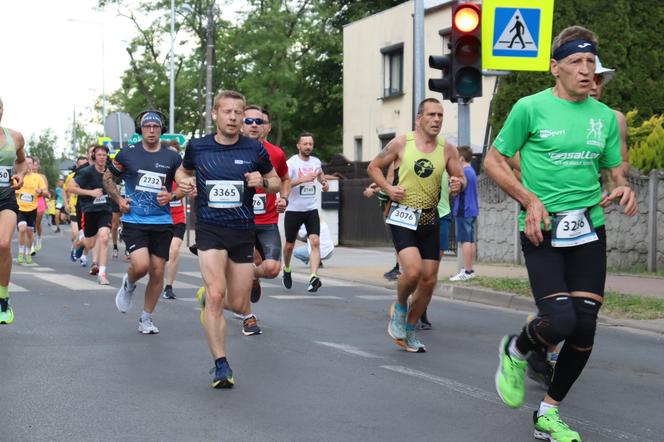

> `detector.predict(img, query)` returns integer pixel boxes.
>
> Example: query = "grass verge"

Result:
[450,276,664,320]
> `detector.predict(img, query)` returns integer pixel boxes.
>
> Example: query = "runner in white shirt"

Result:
[282,132,329,292]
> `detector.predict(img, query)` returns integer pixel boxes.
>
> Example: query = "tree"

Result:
[27,129,60,187]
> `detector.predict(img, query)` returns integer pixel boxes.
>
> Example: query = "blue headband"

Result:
[141,112,162,127]
[552,39,596,61]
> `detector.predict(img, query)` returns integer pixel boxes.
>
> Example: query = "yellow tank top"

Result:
[397,132,446,211]
[64,172,78,214]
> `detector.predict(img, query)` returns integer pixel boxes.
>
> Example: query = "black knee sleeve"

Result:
[529,295,577,346]
[566,297,601,349]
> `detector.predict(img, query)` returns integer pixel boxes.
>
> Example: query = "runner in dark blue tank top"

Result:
[176,90,280,389]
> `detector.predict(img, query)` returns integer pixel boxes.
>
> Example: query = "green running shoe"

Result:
[495,334,527,408]
[0,298,14,325]
[533,408,582,442]
[26,254,32,265]
[17,255,23,264]
[388,302,406,347]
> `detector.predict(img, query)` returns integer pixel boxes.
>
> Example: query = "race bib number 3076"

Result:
[136,169,166,193]
[385,203,421,230]
[206,180,244,208]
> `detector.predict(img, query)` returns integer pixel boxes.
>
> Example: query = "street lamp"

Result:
[66,18,107,123]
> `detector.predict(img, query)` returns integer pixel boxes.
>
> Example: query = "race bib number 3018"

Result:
[206,180,244,208]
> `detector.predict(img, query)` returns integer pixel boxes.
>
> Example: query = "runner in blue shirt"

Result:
[176,90,280,388]
[105,110,182,335]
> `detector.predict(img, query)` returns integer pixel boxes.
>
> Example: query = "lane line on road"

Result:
[355,295,395,300]
[32,273,113,291]
[270,295,342,300]
[381,365,649,442]
[9,283,28,292]
[314,341,385,359]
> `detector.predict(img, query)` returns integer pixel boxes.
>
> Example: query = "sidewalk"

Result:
[290,246,664,335]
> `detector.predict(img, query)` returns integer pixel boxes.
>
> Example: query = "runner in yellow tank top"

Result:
[0,97,29,325]
[368,97,466,353]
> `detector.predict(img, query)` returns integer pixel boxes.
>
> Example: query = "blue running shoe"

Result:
[69,247,76,262]
[75,246,85,260]
[211,358,235,389]
[388,302,406,348]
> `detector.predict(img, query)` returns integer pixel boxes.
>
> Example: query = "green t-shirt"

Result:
[437,170,450,217]
[493,88,622,230]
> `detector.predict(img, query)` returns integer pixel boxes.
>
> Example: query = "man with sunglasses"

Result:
[244,107,290,321]
[485,26,637,442]
[105,111,182,335]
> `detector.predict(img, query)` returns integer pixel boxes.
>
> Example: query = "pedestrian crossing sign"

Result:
[481,0,554,71]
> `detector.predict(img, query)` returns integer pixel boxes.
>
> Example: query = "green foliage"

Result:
[628,114,664,174]
[490,0,664,140]
[26,129,60,187]
[100,0,403,160]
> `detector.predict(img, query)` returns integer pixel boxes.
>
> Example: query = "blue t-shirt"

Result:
[182,134,273,229]
[109,144,182,224]
[453,165,479,218]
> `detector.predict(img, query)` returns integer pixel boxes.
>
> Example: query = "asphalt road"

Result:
[1,227,662,442]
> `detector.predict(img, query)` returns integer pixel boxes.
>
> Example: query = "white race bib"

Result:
[93,194,108,205]
[206,180,244,208]
[20,192,34,203]
[253,193,266,215]
[299,184,316,198]
[0,166,11,188]
[551,209,598,247]
[136,169,166,193]
[169,199,183,208]
[385,203,421,230]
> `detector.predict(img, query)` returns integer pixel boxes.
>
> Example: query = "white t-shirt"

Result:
[286,155,323,212]
[297,222,334,259]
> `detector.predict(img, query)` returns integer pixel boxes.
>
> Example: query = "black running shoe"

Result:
[242,315,262,336]
[162,285,176,299]
[211,359,235,389]
[526,347,554,389]
[283,270,292,289]
[383,266,401,281]
[307,275,322,293]
[417,310,432,330]
[189,244,198,256]
[250,279,261,303]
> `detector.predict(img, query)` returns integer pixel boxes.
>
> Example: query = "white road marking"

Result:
[9,283,28,292]
[315,341,384,359]
[381,365,649,442]
[355,295,395,301]
[269,295,342,300]
[32,273,112,291]
[108,274,200,289]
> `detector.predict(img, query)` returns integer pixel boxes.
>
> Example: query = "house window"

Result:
[381,43,404,97]
[354,137,363,161]
[379,133,395,149]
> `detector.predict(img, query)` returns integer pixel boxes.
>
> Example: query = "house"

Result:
[343,0,496,160]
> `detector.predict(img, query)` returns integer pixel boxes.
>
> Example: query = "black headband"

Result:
[552,39,596,61]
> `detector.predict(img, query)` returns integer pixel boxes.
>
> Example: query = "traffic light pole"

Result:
[456,98,470,270]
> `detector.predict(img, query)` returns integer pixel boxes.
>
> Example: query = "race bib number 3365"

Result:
[206,180,244,208]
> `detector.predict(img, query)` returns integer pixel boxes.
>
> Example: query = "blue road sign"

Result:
[492,7,541,58]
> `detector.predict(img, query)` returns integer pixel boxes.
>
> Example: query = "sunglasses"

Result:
[243,117,264,125]
[593,74,604,85]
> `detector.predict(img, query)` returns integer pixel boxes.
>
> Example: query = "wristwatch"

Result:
[282,196,289,206]
[262,177,269,189]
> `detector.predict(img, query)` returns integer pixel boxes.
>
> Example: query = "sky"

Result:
[0,0,241,158]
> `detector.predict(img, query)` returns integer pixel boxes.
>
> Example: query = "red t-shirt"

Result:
[169,181,186,225]
[254,140,288,225]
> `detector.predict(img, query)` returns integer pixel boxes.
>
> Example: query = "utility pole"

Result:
[204,3,215,133]
[412,0,425,128]
[169,0,175,133]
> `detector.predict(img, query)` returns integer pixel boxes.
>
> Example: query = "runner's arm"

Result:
[260,169,280,194]
[175,166,196,195]
[11,131,27,188]
[444,141,466,195]
[367,135,405,201]
[102,169,123,204]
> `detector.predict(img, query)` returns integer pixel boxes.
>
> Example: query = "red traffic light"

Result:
[453,3,480,33]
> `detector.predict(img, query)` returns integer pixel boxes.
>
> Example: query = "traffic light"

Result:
[451,2,482,100]
[428,55,454,102]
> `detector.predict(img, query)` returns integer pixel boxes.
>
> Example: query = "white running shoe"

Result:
[138,317,159,334]
[115,273,136,313]
[449,270,476,281]
[80,255,88,267]
[98,273,110,285]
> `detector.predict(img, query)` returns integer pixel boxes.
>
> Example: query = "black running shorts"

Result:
[520,226,607,300]
[173,223,186,240]
[122,222,173,260]
[82,211,112,238]
[195,222,255,263]
[255,223,282,261]
[284,210,320,243]
[389,223,440,261]
[0,197,19,215]
[17,209,37,229]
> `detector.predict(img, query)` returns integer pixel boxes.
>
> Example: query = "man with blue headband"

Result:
[484,26,637,442]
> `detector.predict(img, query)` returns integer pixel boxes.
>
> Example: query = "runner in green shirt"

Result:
[484,25,637,442]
